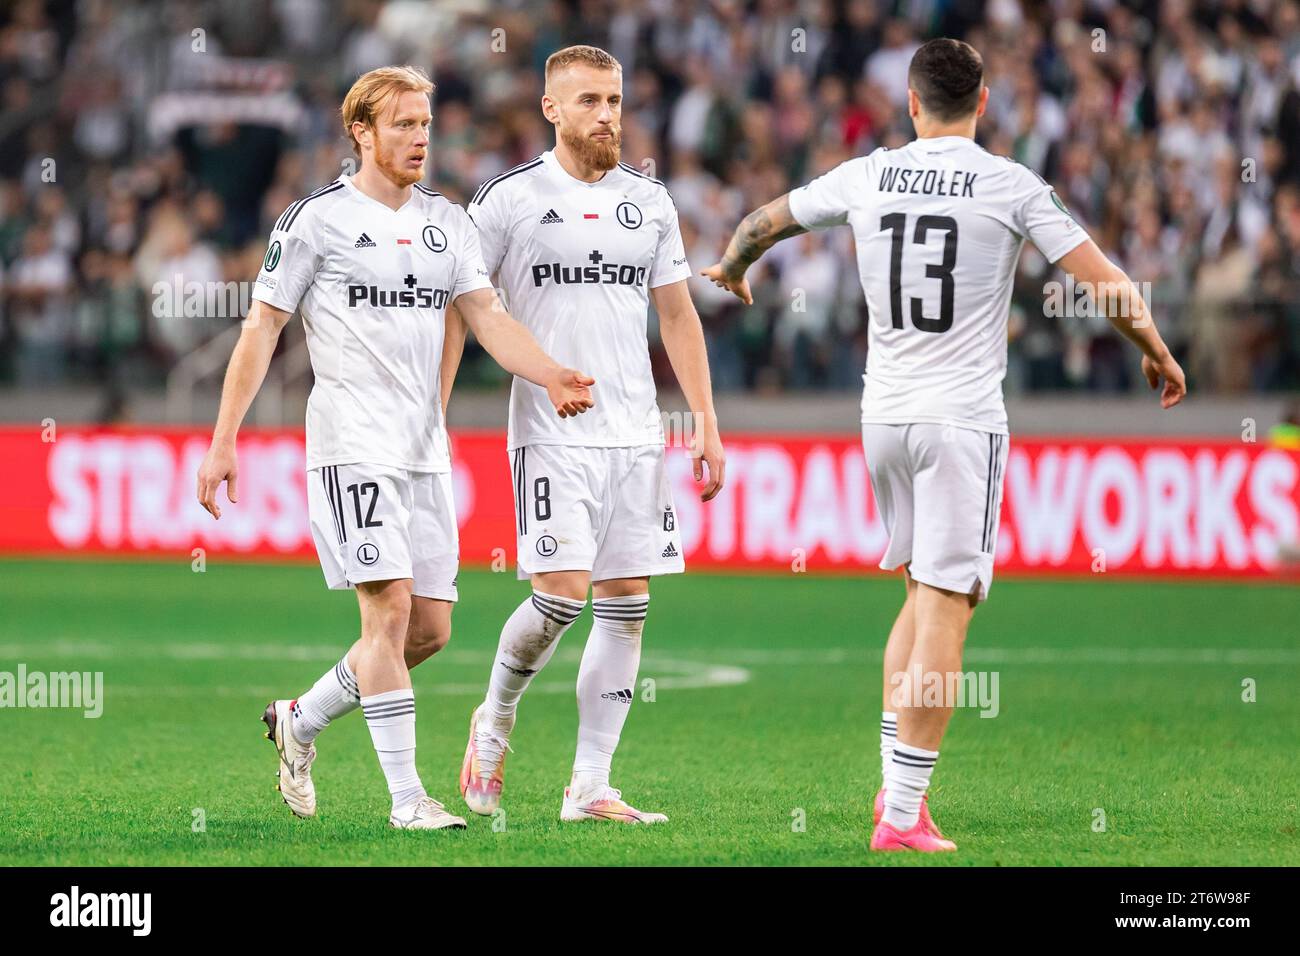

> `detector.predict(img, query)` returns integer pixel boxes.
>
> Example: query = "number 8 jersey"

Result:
[467,150,691,451]
[787,136,1086,435]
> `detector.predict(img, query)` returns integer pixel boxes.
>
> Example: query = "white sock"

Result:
[880,711,897,784]
[292,654,359,744]
[572,594,647,797]
[484,590,586,729]
[361,689,425,812]
[882,740,939,831]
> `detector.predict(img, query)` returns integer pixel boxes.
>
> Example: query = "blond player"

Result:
[197,66,594,830]
[456,46,725,824]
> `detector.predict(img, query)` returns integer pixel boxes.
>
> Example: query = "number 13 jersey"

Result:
[788,135,1086,435]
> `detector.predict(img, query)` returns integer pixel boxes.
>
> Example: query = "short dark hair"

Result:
[908,38,983,122]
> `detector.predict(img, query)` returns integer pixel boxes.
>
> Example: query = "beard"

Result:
[375,135,424,188]
[560,122,621,171]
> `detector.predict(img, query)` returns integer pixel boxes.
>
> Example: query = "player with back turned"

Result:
[702,39,1186,851]
[196,66,594,831]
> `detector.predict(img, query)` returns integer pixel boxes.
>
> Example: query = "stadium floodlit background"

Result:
[0,0,1297,868]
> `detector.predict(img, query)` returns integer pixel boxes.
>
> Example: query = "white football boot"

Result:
[262,699,316,819]
[389,795,468,830]
[459,703,513,816]
[560,783,668,825]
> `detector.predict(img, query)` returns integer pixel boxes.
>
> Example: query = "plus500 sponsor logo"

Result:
[531,262,647,287]
[347,284,450,309]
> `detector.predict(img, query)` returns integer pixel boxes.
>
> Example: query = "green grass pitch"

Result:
[1,556,1297,866]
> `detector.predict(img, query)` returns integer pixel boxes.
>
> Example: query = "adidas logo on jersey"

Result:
[354,233,376,248]
[661,543,678,558]
[600,688,633,703]
[539,209,564,224]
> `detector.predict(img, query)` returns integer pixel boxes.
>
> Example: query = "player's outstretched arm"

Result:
[700,193,808,305]
[651,279,726,501]
[1055,239,1186,409]
[440,302,467,417]
[196,300,293,519]
[453,287,595,418]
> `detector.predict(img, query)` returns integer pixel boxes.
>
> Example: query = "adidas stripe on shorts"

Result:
[307,462,459,600]
[509,443,684,581]
[862,423,1009,602]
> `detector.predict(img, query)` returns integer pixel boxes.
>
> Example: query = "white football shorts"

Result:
[861,423,1008,602]
[307,462,459,600]
[509,443,685,581]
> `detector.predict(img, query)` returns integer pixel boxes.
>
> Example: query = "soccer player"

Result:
[195,66,595,830]
[456,45,725,824]
[702,38,1186,851]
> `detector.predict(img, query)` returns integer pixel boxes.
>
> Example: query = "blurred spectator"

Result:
[864,19,919,108]
[775,232,839,389]
[137,204,223,360]
[9,224,73,384]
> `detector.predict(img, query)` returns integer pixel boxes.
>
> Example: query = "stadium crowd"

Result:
[2,0,1300,399]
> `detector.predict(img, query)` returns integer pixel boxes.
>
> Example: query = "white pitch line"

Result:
[97,657,750,699]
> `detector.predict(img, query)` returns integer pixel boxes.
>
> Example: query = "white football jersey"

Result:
[467,150,692,450]
[788,135,1086,434]
[252,175,492,472]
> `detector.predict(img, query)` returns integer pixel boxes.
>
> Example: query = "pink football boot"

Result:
[873,789,945,838]
[870,817,957,852]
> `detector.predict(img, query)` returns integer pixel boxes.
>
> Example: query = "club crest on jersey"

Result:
[357,543,380,565]
[1050,191,1076,222]
[531,249,647,288]
[422,225,447,253]
[536,535,558,557]
[616,201,642,229]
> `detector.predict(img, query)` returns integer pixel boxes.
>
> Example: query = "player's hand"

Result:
[690,420,726,502]
[547,368,596,418]
[197,441,239,520]
[1142,352,1186,409]
[699,263,753,306]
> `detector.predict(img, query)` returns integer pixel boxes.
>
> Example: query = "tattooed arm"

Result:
[700,193,808,305]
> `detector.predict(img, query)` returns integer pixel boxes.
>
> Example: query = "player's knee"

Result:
[360,597,411,649]
[406,619,451,664]
[532,571,590,603]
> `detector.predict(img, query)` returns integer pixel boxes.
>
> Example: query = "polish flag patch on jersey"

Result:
[396,238,411,245]
[583,213,599,219]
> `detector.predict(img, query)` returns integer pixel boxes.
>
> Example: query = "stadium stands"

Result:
[2,0,1299,405]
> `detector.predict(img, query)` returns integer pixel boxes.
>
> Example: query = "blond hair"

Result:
[544,45,622,87]
[341,65,434,156]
